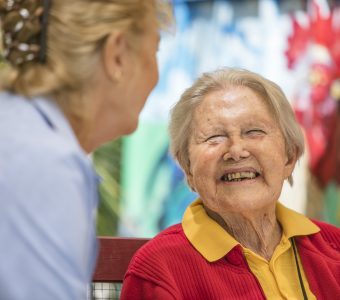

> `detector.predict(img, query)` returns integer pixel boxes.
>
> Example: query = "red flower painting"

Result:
[286,0,340,188]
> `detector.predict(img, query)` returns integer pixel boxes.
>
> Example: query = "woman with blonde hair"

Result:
[0,0,172,299]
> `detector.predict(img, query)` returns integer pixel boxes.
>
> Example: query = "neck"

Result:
[205,204,282,261]
[55,87,123,154]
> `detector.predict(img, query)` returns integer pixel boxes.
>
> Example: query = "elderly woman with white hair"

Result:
[121,68,340,300]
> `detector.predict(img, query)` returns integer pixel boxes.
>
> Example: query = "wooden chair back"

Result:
[91,237,149,299]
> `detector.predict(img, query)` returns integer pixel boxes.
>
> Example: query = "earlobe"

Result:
[186,167,196,192]
[284,150,298,178]
[187,174,196,192]
[102,30,127,83]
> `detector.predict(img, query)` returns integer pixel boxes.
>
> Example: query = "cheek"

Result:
[143,51,158,86]
[190,157,218,192]
[150,57,159,88]
[257,139,287,167]
[265,155,289,184]
[154,65,159,86]
[190,149,217,174]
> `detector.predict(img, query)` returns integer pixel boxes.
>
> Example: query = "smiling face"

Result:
[187,86,297,214]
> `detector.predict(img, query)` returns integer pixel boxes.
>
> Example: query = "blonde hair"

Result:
[0,0,172,136]
[169,68,305,186]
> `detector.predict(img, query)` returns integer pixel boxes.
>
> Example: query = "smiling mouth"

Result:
[221,171,260,182]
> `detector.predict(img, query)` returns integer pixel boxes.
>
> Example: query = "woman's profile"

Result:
[0,1,172,299]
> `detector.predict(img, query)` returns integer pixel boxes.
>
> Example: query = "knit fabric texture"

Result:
[120,220,340,300]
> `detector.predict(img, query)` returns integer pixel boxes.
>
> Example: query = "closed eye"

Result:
[205,135,226,143]
[245,129,266,136]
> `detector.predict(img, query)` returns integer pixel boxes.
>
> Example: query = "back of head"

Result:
[169,67,305,186]
[0,0,172,98]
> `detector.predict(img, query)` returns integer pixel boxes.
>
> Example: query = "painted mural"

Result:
[117,0,340,237]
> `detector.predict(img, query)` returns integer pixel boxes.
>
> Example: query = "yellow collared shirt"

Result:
[182,199,320,300]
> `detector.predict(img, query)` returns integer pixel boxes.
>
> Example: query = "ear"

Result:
[185,163,196,192]
[102,31,129,82]
[186,171,195,191]
[283,150,298,180]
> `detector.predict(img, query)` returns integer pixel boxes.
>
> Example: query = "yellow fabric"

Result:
[182,199,320,299]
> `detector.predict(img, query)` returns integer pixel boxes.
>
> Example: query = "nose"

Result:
[223,137,250,161]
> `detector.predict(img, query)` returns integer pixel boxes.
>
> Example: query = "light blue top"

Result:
[0,92,99,299]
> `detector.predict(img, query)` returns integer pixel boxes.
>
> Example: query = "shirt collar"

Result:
[33,96,102,186]
[32,97,80,148]
[182,199,320,262]
[276,202,320,238]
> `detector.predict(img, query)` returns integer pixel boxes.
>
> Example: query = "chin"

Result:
[123,118,139,135]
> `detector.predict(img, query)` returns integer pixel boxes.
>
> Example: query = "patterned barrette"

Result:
[0,0,51,67]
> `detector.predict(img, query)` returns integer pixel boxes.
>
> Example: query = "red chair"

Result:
[91,237,150,300]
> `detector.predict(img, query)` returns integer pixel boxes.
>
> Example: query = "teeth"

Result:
[224,171,257,182]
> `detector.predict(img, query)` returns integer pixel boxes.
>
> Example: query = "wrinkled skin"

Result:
[187,86,297,259]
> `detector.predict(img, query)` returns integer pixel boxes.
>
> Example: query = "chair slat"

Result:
[93,237,150,282]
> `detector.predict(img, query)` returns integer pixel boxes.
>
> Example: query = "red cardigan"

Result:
[120,220,340,300]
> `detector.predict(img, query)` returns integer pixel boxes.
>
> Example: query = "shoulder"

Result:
[0,129,98,220]
[0,94,98,218]
[312,219,340,232]
[0,92,44,131]
[0,93,95,189]
[0,133,94,193]
[0,96,97,299]
[134,224,189,258]
[121,226,187,299]
[310,219,340,250]
[126,224,194,278]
